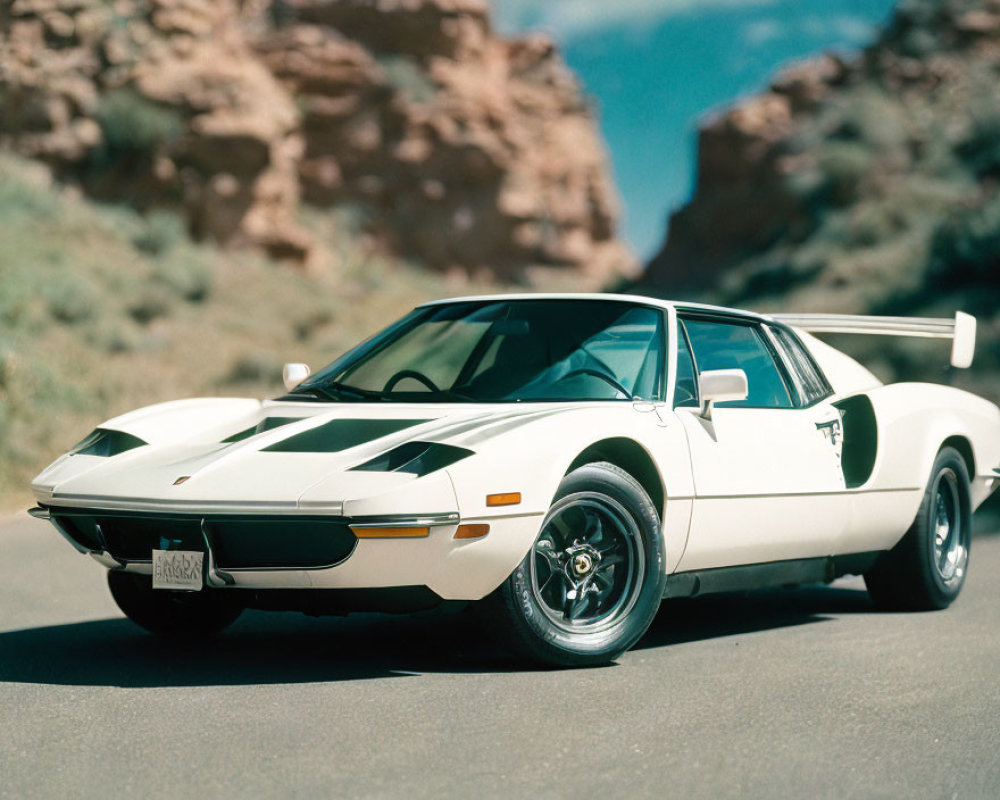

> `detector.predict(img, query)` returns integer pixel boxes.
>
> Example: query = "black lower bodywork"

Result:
[45,507,358,570]
[662,552,882,599]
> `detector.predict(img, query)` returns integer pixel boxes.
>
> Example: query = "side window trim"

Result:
[652,308,669,402]
[763,325,807,407]
[678,312,797,411]
[672,318,700,409]
[769,323,834,408]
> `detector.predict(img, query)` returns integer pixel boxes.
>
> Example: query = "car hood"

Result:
[32,400,571,513]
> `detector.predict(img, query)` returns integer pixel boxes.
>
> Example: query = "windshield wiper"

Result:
[288,381,381,403]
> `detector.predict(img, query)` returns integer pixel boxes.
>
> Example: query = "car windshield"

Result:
[290,299,666,403]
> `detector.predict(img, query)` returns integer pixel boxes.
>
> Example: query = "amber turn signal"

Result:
[486,492,521,507]
[454,524,490,540]
[351,526,430,539]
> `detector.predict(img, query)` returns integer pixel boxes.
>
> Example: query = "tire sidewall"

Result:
[505,463,665,662]
[918,449,972,605]
[108,571,243,637]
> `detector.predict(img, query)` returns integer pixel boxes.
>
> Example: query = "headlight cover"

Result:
[351,441,473,476]
[70,428,147,457]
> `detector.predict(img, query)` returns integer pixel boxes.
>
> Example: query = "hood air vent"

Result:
[351,441,473,476]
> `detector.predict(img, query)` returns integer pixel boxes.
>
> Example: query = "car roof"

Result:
[417,293,771,322]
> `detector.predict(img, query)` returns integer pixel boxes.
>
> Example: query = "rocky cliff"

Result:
[644,0,1000,392]
[0,0,633,285]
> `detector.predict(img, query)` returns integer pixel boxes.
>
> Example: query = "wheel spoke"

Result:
[598,552,626,569]
[536,541,562,571]
[593,570,615,595]
[565,589,593,622]
[529,492,643,631]
[539,568,561,597]
[583,512,604,546]
[597,538,625,557]
[549,516,573,548]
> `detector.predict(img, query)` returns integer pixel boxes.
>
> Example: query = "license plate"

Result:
[152,549,204,591]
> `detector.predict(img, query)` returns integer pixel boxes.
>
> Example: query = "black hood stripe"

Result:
[222,416,301,444]
[262,419,431,453]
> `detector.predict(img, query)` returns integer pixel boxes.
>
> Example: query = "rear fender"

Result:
[858,383,1000,510]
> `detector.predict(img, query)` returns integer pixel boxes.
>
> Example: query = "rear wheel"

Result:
[865,447,972,611]
[484,462,665,667]
[108,571,244,638]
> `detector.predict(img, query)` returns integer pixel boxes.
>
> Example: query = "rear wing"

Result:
[771,311,977,369]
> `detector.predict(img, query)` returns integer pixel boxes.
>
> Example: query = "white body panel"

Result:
[674,405,848,571]
[29,295,1000,602]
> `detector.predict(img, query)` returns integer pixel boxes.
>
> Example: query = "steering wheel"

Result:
[383,369,441,393]
[556,368,633,400]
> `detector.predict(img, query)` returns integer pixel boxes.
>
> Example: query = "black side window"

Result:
[770,326,831,406]
[682,318,794,409]
[673,322,699,408]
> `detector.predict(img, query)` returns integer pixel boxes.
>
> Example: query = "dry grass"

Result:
[0,154,529,510]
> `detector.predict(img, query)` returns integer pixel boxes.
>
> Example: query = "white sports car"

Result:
[30,295,1000,666]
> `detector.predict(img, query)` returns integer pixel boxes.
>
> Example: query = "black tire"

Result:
[864,447,972,611]
[483,462,665,667]
[108,571,244,639]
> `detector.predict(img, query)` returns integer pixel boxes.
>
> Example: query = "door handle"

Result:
[815,418,842,446]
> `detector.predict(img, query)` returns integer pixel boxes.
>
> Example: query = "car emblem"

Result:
[173,476,191,485]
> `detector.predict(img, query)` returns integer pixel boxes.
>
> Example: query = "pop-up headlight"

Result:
[70,428,147,457]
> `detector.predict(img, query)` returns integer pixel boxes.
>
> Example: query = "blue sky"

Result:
[492,0,897,261]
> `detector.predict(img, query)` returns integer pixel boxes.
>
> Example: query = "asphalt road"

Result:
[2,512,999,799]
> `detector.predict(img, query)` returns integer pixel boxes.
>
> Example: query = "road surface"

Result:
[1,512,998,799]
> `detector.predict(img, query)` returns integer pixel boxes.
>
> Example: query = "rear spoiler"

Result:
[772,311,977,369]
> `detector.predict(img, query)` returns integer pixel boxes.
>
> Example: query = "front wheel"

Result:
[108,571,244,639]
[865,447,972,611]
[483,462,665,667]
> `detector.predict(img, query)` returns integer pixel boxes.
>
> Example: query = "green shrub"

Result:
[133,211,186,256]
[93,89,185,168]
[929,195,1000,287]
[153,246,213,302]
[958,110,1000,179]
[84,318,147,354]
[224,350,283,385]
[819,142,872,205]
[0,170,59,222]
[45,272,100,324]
[377,55,437,105]
[127,285,175,325]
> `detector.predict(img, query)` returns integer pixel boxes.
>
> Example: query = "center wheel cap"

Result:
[572,553,593,576]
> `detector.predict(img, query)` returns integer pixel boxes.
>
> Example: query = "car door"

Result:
[672,314,848,572]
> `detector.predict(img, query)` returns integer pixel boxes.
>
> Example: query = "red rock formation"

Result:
[0,0,311,260]
[0,0,634,284]
[254,0,632,283]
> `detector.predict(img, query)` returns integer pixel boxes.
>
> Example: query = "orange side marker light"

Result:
[351,526,430,539]
[486,492,521,507]
[455,524,490,540]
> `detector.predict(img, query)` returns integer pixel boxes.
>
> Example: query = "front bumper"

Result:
[31,505,543,601]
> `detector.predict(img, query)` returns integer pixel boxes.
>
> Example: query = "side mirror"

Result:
[698,369,748,420]
[283,363,311,391]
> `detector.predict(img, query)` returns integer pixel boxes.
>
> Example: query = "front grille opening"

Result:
[205,519,356,569]
[100,517,203,561]
[49,511,356,570]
